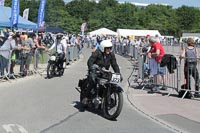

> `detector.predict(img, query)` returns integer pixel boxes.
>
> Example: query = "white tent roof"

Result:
[89,28,118,36]
[117,29,161,37]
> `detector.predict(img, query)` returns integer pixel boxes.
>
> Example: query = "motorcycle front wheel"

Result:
[47,63,55,79]
[103,91,123,120]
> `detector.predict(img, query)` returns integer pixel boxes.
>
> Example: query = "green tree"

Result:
[176,6,200,33]
[66,0,96,21]
[98,0,118,10]
[113,2,138,30]
[136,5,178,36]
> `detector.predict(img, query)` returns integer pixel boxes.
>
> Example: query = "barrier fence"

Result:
[1,41,200,99]
[128,44,200,99]
[0,45,81,82]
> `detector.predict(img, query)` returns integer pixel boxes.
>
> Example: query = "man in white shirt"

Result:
[48,34,66,70]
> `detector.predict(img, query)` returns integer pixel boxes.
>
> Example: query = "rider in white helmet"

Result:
[82,40,122,105]
[88,39,120,72]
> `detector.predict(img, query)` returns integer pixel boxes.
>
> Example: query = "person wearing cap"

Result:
[81,39,122,105]
[48,34,66,70]
[180,38,200,98]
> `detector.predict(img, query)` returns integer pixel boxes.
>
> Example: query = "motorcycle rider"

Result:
[82,39,122,105]
[48,34,66,70]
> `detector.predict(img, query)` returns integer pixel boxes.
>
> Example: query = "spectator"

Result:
[0,32,19,76]
[19,33,36,75]
[155,34,161,43]
[34,34,46,69]
[148,36,166,91]
[180,38,200,98]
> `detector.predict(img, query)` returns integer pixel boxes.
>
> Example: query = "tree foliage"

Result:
[4,0,200,36]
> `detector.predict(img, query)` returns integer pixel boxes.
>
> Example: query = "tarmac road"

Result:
[0,47,187,133]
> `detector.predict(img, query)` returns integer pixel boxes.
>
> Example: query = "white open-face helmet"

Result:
[99,40,112,52]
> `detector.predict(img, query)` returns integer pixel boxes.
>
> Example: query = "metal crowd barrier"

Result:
[33,48,49,75]
[0,44,81,83]
[129,51,179,96]
[128,47,200,100]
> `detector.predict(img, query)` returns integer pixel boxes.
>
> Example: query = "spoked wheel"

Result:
[103,91,123,120]
[47,63,55,79]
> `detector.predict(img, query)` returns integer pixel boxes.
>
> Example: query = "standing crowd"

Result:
[1,29,199,98]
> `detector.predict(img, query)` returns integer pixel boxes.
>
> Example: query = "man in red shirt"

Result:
[148,36,166,91]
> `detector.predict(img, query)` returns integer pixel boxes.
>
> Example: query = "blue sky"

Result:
[64,0,200,8]
[122,0,200,8]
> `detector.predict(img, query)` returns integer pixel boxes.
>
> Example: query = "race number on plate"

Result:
[110,73,121,84]
[50,56,56,61]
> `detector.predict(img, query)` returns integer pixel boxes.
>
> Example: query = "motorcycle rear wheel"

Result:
[103,91,123,120]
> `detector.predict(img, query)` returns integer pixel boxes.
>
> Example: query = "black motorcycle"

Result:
[47,52,64,79]
[76,66,123,120]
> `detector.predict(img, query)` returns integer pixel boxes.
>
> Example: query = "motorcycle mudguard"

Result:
[112,85,123,92]
[78,78,88,89]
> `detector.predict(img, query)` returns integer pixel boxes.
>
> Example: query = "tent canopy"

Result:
[89,28,118,36]
[37,27,65,33]
[46,27,64,33]
[117,29,161,37]
[0,6,37,29]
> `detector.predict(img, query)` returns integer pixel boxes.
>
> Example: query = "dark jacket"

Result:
[160,54,177,74]
[87,49,120,73]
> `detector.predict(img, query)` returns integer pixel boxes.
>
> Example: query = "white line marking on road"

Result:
[2,124,28,133]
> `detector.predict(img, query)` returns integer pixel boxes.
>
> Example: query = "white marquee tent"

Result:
[89,28,118,36]
[117,29,161,37]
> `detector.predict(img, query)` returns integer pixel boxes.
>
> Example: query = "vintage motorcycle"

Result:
[76,65,123,120]
[47,52,64,79]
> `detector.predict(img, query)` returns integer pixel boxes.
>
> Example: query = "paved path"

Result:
[126,45,200,133]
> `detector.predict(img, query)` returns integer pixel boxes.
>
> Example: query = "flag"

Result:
[37,0,46,28]
[23,8,29,20]
[81,22,87,35]
[0,0,5,6]
[11,0,20,28]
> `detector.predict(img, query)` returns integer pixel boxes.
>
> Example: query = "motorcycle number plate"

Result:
[50,56,56,61]
[110,73,121,84]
